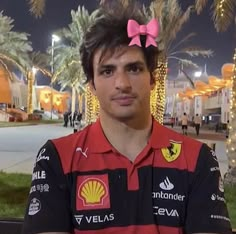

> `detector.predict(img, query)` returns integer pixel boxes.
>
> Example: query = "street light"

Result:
[32,66,38,75]
[194,71,202,78]
[50,34,60,119]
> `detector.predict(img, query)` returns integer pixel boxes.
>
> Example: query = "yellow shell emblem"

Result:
[161,140,182,162]
[79,179,107,205]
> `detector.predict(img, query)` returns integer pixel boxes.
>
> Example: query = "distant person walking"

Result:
[63,111,69,127]
[181,112,188,135]
[73,112,83,133]
[226,120,230,138]
[194,113,201,136]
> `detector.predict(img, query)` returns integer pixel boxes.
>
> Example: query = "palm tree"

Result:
[144,0,213,123]
[26,52,51,114]
[0,11,32,80]
[52,6,100,121]
[195,0,236,32]
[0,11,35,114]
[27,0,46,18]
[195,0,236,183]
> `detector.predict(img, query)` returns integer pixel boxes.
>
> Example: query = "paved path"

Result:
[0,124,72,174]
[0,124,229,176]
[171,125,228,175]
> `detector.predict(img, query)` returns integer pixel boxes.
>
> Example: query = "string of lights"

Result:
[227,49,236,167]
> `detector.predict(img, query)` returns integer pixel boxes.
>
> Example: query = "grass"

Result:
[0,119,63,128]
[225,185,236,228]
[0,172,31,218]
[0,172,235,229]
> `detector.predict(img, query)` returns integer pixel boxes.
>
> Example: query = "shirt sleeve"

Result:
[22,140,73,234]
[185,143,232,234]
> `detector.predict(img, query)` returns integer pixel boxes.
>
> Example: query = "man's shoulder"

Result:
[50,123,95,173]
[155,124,204,171]
[52,123,94,146]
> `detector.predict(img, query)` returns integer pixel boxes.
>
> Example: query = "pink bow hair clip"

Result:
[127,19,159,48]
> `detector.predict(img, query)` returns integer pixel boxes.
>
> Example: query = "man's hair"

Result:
[80,0,159,84]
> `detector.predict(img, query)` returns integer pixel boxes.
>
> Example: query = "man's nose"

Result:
[115,72,131,91]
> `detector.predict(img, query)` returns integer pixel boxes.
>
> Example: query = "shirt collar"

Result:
[88,118,170,153]
[88,119,113,153]
[149,119,170,149]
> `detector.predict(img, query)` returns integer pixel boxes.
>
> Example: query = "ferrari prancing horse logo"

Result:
[161,140,182,162]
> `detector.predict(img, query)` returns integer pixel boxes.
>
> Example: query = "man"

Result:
[181,112,188,135]
[22,1,232,234]
[194,114,202,136]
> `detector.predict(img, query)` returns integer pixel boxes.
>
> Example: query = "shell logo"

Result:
[79,178,107,206]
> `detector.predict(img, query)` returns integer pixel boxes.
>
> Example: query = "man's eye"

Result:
[128,65,143,73]
[100,69,113,76]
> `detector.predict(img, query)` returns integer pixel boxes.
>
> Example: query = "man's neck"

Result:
[99,114,153,161]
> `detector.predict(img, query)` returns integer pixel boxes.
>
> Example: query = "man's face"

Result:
[90,46,154,121]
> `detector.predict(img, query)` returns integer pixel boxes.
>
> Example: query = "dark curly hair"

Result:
[80,0,159,84]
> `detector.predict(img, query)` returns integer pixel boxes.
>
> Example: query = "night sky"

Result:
[0,0,235,79]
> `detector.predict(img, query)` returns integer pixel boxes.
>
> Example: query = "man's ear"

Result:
[89,80,96,96]
[150,76,156,90]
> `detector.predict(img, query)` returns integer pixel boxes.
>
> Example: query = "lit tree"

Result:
[195,0,236,184]
[144,0,213,123]
[52,6,99,121]
[26,52,51,114]
[195,0,236,32]
[27,0,46,18]
[0,11,32,80]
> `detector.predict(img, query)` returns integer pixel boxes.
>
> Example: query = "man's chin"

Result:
[114,114,136,122]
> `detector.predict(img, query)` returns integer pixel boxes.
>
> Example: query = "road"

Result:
[0,124,229,175]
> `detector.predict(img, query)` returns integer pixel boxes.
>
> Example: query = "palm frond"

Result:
[168,33,197,54]
[0,53,27,74]
[176,47,214,58]
[168,57,200,68]
[195,0,209,14]
[180,69,195,88]
[212,0,236,32]
[0,59,14,81]
[27,0,46,18]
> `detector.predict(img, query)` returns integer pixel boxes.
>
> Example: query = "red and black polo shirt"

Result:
[22,119,232,234]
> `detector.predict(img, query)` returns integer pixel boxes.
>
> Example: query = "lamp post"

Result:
[50,34,60,119]
[194,71,202,78]
[27,67,38,115]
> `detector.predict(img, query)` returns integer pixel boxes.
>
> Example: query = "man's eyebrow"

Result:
[125,61,146,67]
[98,64,116,69]
[97,61,146,70]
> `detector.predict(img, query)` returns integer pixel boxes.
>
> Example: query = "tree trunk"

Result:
[27,71,34,115]
[224,49,236,185]
[151,58,168,124]
[71,85,76,115]
[85,86,93,124]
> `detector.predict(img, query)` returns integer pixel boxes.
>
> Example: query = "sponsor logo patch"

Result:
[210,167,220,172]
[76,147,88,158]
[76,174,110,210]
[153,177,185,202]
[211,193,225,202]
[219,176,224,192]
[210,214,230,222]
[30,184,50,194]
[161,140,182,162]
[74,214,114,225]
[211,149,218,162]
[32,170,46,181]
[28,198,41,216]
[159,177,174,190]
[153,206,179,217]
